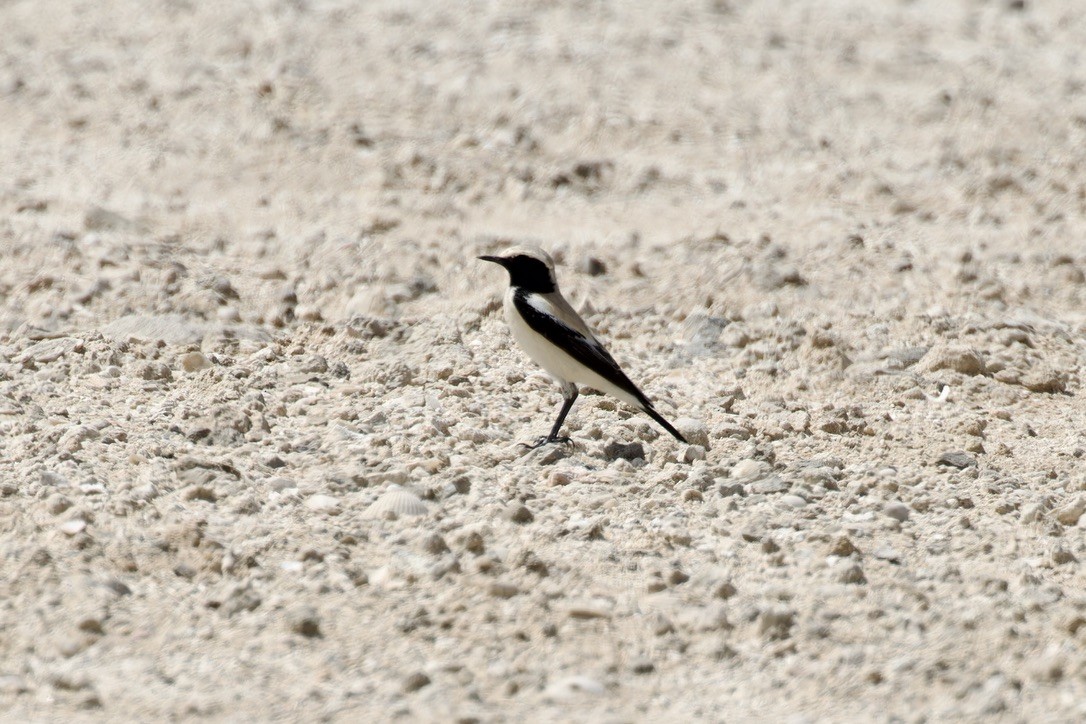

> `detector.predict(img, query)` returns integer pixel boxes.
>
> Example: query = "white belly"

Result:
[503,290,643,409]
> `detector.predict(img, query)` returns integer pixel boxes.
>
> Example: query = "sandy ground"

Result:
[2,0,1086,720]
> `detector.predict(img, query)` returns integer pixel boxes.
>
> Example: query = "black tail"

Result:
[643,404,688,444]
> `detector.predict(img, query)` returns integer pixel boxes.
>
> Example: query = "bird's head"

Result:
[478,245,558,293]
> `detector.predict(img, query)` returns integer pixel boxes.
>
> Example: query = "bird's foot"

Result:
[521,435,572,449]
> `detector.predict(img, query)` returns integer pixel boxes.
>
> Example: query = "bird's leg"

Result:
[526,385,578,448]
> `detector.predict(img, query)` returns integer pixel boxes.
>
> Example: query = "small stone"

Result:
[181,352,212,372]
[305,494,341,513]
[462,531,485,554]
[731,458,767,479]
[1051,546,1076,565]
[871,546,901,563]
[287,606,321,637]
[712,580,738,599]
[566,600,613,620]
[1020,367,1067,394]
[548,470,573,486]
[830,536,859,557]
[630,658,655,674]
[46,494,73,515]
[299,355,329,374]
[683,444,707,463]
[883,501,910,522]
[59,519,86,536]
[579,256,608,276]
[488,581,519,598]
[937,450,977,469]
[268,477,296,492]
[674,418,710,448]
[403,672,431,693]
[750,475,789,494]
[504,502,534,524]
[603,440,644,461]
[138,362,173,381]
[422,534,449,555]
[1055,497,1086,526]
[838,563,867,585]
[780,494,806,508]
[757,607,796,640]
[668,569,690,586]
[173,563,196,579]
[181,485,217,502]
[78,615,105,635]
[918,344,987,376]
[717,481,744,497]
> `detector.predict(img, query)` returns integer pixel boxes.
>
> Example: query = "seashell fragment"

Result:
[365,485,428,519]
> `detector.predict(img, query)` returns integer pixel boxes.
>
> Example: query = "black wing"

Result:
[513,290,650,407]
[513,291,688,444]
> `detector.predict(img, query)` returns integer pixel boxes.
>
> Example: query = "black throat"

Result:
[504,255,556,294]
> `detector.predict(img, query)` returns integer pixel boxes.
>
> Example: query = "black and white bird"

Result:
[479,246,687,447]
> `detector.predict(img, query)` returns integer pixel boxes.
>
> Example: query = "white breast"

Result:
[502,289,643,409]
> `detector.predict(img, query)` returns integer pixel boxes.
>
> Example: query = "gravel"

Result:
[2,1,1085,721]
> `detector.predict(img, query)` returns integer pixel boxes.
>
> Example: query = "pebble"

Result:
[403,672,431,693]
[1055,496,1085,526]
[750,475,789,494]
[487,581,519,598]
[780,494,806,508]
[503,502,534,524]
[46,493,73,515]
[181,352,212,372]
[17,337,82,364]
[872,546,902,563]
[757,607,796,640]
[566,600,613,620]
[603,440,645,461]
[267,477,296,492]
[421,533,449,555]
[918,344,987,375]
[731,458,767,479]
[883,501,910,522]
[829,536,859,557]
[305,494,341,513]
[674,417,710,448]
[683,444,707,463]
[59,519,87,536]
[286,606,321,637]
[579,256,608,276]
[548,470,574,486]
[838,563,867,585]
[937,450,977,469]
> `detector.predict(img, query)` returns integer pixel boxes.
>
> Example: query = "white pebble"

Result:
[683,444,707,463]
[780,494,807,509]
[884,501,910,522]
[305,494,341,513]
[59,519,87,535]
[731,458,767,479]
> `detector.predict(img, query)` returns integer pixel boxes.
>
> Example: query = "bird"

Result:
[478,246,688,448]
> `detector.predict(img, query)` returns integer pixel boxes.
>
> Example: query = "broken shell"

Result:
[365,485,428,519]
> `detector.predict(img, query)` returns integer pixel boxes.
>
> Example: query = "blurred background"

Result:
[4,0,1084,334]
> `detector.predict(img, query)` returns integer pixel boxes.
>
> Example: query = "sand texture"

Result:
[2,0,1086,720]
